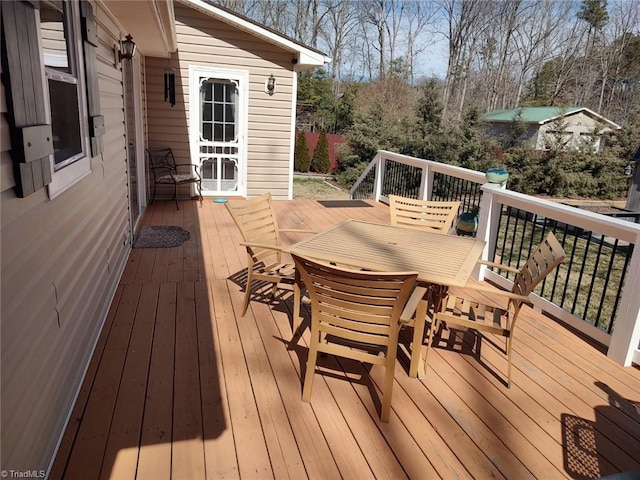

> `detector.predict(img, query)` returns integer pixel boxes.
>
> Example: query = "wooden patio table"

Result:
[288,219,486,378]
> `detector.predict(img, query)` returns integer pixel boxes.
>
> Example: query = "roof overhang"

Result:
[178,0,331,71]
[100,0,177,57]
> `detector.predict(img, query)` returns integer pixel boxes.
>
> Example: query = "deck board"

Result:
[136,282,176,480]
[51,198,640,480]
[99,282,159,480]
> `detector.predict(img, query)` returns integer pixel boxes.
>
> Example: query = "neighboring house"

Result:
[0,0,327,474]
[482,107,622,151]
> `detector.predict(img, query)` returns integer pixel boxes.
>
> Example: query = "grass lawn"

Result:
[293,177,350,200]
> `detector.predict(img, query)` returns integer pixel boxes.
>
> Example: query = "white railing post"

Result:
[474,183,504,280]
[373,153,384,202]
[607,229,640,366]
[420,163,432,200]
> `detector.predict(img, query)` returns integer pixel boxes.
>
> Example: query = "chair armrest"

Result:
[400,286,429,323]
[477,259,520,274]
[457,282,530,303]
[240,242,285,253]
[174,163,201,177]
[280,228,317,234]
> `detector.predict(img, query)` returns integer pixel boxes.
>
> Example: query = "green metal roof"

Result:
[482,107,583,124]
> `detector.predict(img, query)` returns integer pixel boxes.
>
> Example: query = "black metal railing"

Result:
[354,159,484,214]
[380,160,422,198]
[351,165,377,199]
[431,172,483,213]
[492,206,633,333]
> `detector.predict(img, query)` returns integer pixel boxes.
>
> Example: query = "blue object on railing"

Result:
[486,168,509,184]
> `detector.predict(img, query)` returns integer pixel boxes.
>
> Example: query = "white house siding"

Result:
[0,3,132,473]
[536,112,604,150]
[145,3,296,200]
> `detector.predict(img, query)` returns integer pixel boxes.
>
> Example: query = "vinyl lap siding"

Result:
[145,4,295,199]
[0,3,130,473]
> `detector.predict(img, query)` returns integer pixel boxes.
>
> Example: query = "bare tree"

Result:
[217,0,639,129]
[402,0,440,83]
[487,0,524,111]
[438,0,494,120]
[511,0,574,106]
[319,0,360,84]
[599,0,639,114]
[575,0,610,106]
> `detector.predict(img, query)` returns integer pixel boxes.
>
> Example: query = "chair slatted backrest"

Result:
[389,195,460,234]
[292,254,417,364]
[226,193,281,263]
[511,232,565,306]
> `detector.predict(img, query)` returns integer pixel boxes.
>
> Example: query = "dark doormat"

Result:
[134,226,190,248]
[317,200,372,208]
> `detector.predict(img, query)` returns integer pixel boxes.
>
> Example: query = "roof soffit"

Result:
[100,0,177,57]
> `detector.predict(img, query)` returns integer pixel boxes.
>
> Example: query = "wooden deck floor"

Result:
[51,198,640,480]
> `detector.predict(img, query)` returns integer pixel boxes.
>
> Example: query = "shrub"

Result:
[336,161,368,189]
[294,131,311,172]
[311,129,331,173]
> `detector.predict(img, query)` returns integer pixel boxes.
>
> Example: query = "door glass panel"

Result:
[203,103,212,121]
[203,123,212,140]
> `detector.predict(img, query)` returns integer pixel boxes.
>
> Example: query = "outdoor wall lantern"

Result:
[625,163,633,176]
[118,34,137,61]
[266,74,276,95]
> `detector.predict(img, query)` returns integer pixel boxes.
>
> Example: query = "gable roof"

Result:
[482,107,621,129]
[178,0,331,71]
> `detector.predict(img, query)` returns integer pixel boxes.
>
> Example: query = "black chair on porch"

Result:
[146,147,202,210]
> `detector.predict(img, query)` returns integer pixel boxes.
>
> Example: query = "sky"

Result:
[415,40,449,79]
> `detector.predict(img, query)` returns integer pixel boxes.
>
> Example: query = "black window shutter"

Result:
[80,0,103,157]
[1,0,54,198]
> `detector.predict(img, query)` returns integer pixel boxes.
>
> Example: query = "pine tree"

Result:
[294,131,311,172]
[311,129,331,173]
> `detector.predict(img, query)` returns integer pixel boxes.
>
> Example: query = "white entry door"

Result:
[189,66,248,197]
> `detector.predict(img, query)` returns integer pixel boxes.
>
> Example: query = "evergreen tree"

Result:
[297,68,336,132]
[294,131,311,172]
[311,129,331,173]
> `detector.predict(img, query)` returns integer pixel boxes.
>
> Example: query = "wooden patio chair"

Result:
[292,253,421,422]
[226,192,314,318]
[426,231,566,387]
[147,147,202,210]
[388,195,461,234]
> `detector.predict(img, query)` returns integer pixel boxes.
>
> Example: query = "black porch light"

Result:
[118,34,136,61]
[266,74,276,95]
